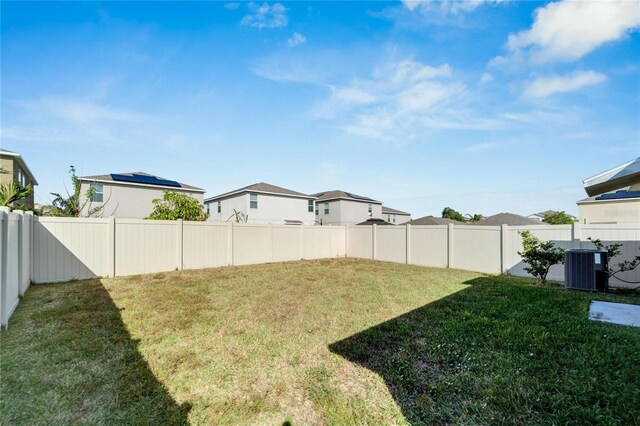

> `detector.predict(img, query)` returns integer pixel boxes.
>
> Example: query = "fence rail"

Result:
[1,212,639,327]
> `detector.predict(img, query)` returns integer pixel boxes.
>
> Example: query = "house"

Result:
[527,210,577,222]
[0,148,38,209]
[473,213,542,226]
[204,182,315,225]
[382,206,411,224]
[578,158,640,224]
[78,172,205,218]
[407,215,465,226]
[312,190,382,225]
[356,218,393,226]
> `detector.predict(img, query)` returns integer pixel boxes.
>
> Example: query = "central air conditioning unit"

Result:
[564,249,609,292]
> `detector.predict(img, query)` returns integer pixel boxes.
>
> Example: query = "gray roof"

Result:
[0,148,39,185]
[407,215,465,226]
[206,182,313,202]
[382,206,410,215]
[474,213,542,226]
[79,171,205,192]
[313,190,382,204]
[356,218,394,226]
[531,210,576,219]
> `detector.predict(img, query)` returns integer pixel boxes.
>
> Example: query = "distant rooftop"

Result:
[356,218,393,226]
[0,147,38,185]
[382,206,410,215]
[206,182,313,202]
[474,213,542,226]
[407,215,464,226]
[313,190,381,204]
[79,172,204,192]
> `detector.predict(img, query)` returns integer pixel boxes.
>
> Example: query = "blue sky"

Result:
[2,1,639,217]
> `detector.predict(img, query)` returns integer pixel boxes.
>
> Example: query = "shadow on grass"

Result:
[329,276,640,424]
[0,279,191,424]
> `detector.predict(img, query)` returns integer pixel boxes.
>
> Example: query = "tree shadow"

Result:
[1,279,191,424]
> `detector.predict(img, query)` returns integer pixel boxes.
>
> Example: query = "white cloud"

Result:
[287,32,306,47]
[402,0,504,15]
[15,98,149,124]
[523,70,607,98]
[224,2,240,10]
[480,72,493,84]
[241,2,288,29]
[460,142,501,153]
[498,0,640,64]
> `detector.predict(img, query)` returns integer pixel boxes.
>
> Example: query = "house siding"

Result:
[207,193,315,225]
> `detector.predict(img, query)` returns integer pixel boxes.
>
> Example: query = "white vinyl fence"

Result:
[2,213,639,327]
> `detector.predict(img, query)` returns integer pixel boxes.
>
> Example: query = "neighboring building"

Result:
[313,190,382,225]
[474,213,542,226]
[205,182,315,225]
[407,215,465,226]
[578,191,640,224]
[78,172,205,218]
[382,206,411,225]
[356,218,393,226]
[578,158,640,224]
[527,210,577,222]
[0,148,38,209]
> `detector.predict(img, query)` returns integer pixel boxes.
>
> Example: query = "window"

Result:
[16,167,27,186]
[250,193,258,209]
[323,202,329,215]
[206,204,211,216]
[315,205,319,215]
[368,204,372,217]
[90,183,104,203]
[308,199,314,213]
[217,200,221,213]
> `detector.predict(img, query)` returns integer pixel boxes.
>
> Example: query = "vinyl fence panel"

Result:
[451,225,502,274]
[409,225,449,268]
[115,219,178,276]
[347,226,374,259]
[376,226,407,264]
[183,221,231,269]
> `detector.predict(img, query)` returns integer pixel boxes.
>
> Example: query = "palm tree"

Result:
[0,181,33,207]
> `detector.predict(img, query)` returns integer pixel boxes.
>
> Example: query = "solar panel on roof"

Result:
[595,190,640,201]
[345,192,375,201]
[110,174,181,187]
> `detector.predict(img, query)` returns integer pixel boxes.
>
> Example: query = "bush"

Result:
[147,191,207,221]
[518,231,565,284]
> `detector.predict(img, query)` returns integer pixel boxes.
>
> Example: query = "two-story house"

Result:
[0,148,38,209]
[78,172,205,218]
[204,182,316,225]
[312,190,383,225]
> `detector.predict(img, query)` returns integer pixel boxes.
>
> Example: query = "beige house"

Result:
[0,148,38,209]
[578,157,640,224]
[205,182,316,225]
[313,190,382,225]
[382,206,411,224]
[78,172,205,218]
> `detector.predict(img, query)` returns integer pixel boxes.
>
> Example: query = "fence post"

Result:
[406,224,411,264]
[108,217,116,277]
[25,211,33,289]
[15,211,24,295]
[329,224,333,257]
[0,209,7,328]
[372,224,377,260]
[227,222,234,266]
[300,225,305,260]
[501,224,509,274]
[229,222,235,266]
[572,222,582,248]
[447,223,454,268]
[177,219,184,271]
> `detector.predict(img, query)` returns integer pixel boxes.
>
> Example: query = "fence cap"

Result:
[0,206,10,213]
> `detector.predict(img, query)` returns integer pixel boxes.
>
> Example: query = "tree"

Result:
[0,181,33,208]
[147,191,207,221]
[588,238,640,279]
[518,231,565,284]
[543,211,575,225]
[50,166,103,217]
[442,207,465,222]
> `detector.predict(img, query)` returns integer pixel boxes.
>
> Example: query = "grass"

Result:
[1,258,639,425]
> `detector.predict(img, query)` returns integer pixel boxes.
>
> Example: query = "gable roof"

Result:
[79,172,205,192]
[407,215,465,226]
[0,148,38,185]
[382,206,410,215]
[313,190,382,204]
[356,218,394,226]
[474,213,542,226]
[205,182,313,202]
[583,157,640,197]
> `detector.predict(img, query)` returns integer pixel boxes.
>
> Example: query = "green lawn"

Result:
[1,258,639,425]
